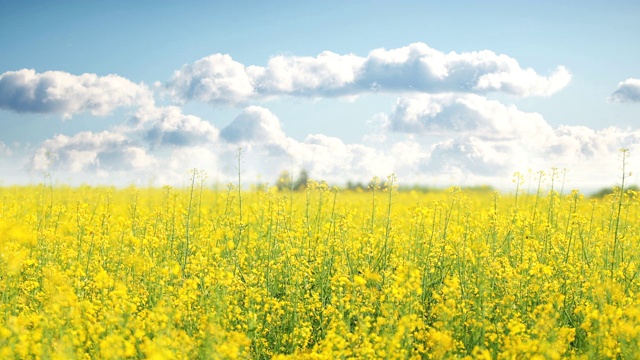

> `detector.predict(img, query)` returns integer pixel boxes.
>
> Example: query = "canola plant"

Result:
[1,173,640,359]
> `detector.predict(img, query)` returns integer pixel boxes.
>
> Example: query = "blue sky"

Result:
[1,1,639,191]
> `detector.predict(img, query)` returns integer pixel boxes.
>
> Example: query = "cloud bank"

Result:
[386,94,553,139]
[29,98,639,191]
[32,131,156,174]
[166,42,571,105]
[3,42,635,191]
[384,94,640,177]
[0,69,153,118]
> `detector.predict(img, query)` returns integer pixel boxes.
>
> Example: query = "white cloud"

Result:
[281,134,393,183]
[0,69,154,118]
[149,145,222,186]
[387,93,554,140]
[26,99,639,191]
[542,126,640,190]
[358,44,570,97]
[129,105,219,147]
[546,125,640,161]
[218,106,305,179]
[423,137,516,177]
[31,102,394,185]
[220,106,289,148]
[609,78,640,103]
[164,42,571,105]
[249,51,365,96]
[377,93,640,189]
[165,54,256,106]
[29,103,224,184]
[32,131,157,173]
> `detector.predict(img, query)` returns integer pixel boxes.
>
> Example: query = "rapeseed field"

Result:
[1,172,640,359]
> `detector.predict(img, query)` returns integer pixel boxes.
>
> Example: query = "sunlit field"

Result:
[1,169,640,359]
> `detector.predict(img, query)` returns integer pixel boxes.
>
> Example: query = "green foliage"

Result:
[276,169,311,191]
[591,184,639,198]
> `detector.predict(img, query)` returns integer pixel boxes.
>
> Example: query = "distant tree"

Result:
[276,170,292,191]
[592,184,639,198]
[293,169,309,191]
[346,181,366,191]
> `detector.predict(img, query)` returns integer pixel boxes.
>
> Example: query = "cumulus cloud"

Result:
[27,98,639,191]
[387,93,554,140]
[129,105,219,148]
[609,78,640,103]
[546,126,640,161]
[286,134,393,182]
[148,145,222,186]
[358,44,570,96]
[250,51,365,97]
[28,102,392,185]
[422,136,528,179]
[0,69,154,118]
[32,131,156,173]
[220,106,290,153]
[217,106,304,178]
[165,42,571,105]
[373,93,640,189]
[414,128,639,191]
[219,109,395,183]
[542,126,640,190]
[360,94,640,190]
[29,103,224,184]
[165,54,256,106]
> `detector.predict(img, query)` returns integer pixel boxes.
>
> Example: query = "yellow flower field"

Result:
[1,174,640,359]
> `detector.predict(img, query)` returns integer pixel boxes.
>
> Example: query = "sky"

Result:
[1,0,639,192]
